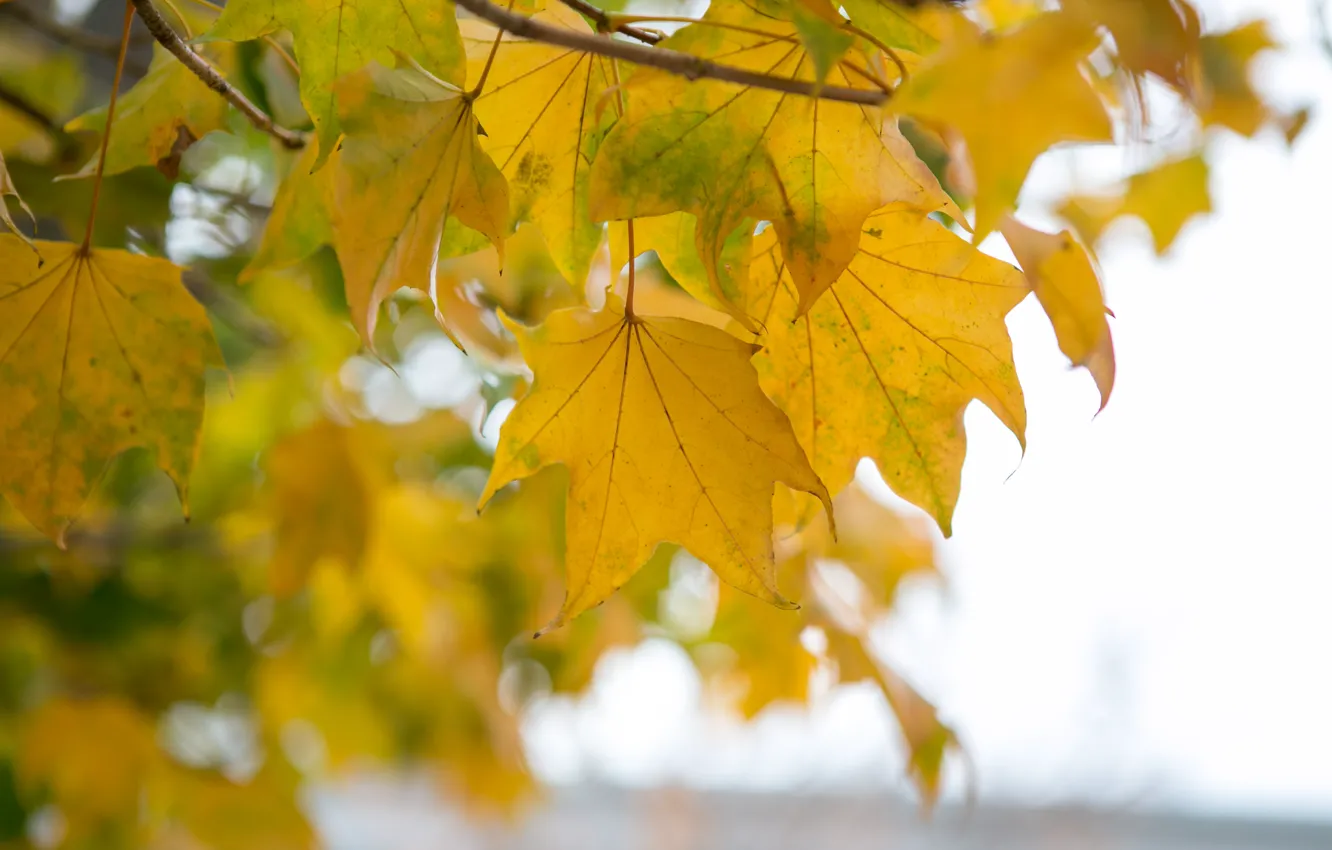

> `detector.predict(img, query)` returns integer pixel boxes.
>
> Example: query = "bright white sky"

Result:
[515,0,1332,821]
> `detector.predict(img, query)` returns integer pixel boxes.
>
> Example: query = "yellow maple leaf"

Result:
[1058,154,1211,255]
[463,5,617,288]
[204,0,464,160]
[1001,217,1115,409]
[893,12,1114,241]
[65,44,236,178]
[744,209,1027,535]
[0,238,222,542]
[330,56,508,344]
[480,294,832,631]
[1196,20,1277,137]
[590,0,960,321]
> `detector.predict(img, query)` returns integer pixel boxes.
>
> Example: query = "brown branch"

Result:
[129,0,306,149]
[455,0,889,106]
[556,0,661,44]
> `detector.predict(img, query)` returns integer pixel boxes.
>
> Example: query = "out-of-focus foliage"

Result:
[0,0,1310,844]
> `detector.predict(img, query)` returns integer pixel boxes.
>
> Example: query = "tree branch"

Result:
[456,0,889,106]
[129,0,306,149]
[556,0,661,44]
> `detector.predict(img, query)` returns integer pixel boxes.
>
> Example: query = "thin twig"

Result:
[557,0,661,44]
[454,0,888,105]
[129,0,306,149]
[81,1,135,253]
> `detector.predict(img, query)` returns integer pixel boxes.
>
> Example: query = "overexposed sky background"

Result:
[512,0,1332,821]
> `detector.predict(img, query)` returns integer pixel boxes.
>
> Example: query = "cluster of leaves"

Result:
[0,0,1305,845]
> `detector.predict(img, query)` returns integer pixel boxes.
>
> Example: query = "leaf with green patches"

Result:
[0,237,222,543]
[590,0,960,324]
[462,5,618,289]
[741,208,1027,535]
[65,44,237,179]
[203,0,465,161]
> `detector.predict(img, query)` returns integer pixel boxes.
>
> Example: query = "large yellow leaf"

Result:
[463,5,617,288]
[480,294,832,630]
[743,209,1027,534]
[330,57,508,344]
[204,0,464,160]
[1000,217,1115,409]
[590,0,960,320]
[65,44,237,178]
[0,238,222,542]
[893,12,1113,241]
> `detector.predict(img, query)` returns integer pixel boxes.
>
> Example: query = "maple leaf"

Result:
[204,0,464,160]
[1064,0,1201,91]
[462,5,617,288]
[480,294,832,631]
[0,238,221,542]
[1196,21,1277,137]
[743,208,1027,534]
[65,44,237,178]
[0,149,37,253]
[1001,217,1115,409]
[590,0,960,321]
[330,57,508,344]
[1058,154,1211,256]
[893,11,1114,241]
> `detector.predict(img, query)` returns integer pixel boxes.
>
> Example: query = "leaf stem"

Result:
[452,0,889,105]
[81,0,136,254]
[557,0,661,44]
[607,13,797,43]
[129,0,305,149]
[624,220,636,319]
[470,28,507,98]
[842,21,909,84]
